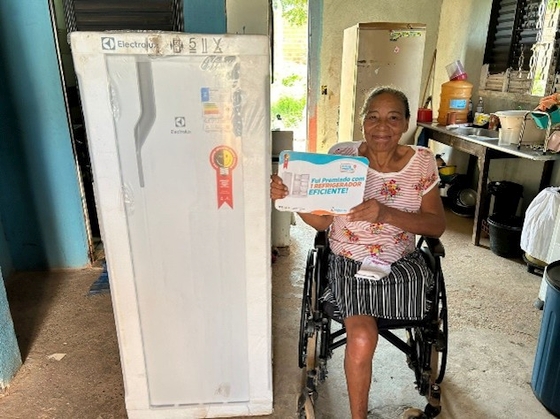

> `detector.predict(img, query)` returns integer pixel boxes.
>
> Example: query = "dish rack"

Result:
[519,108,560,153]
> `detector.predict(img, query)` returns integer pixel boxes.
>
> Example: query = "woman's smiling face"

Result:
[362,92,410,152]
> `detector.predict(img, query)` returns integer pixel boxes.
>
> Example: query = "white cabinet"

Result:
[338,22,426,144]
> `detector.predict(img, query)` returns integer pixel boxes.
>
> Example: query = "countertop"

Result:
[417,122,560,161]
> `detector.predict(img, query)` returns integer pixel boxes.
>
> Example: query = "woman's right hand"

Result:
[271,173,334,231]
[270,174,288,201]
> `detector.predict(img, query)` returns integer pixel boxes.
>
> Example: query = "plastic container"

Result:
[498,127,517,145]
[532,260,560,416]
[487,214,523,258]
[417,108,433,123]
[473,112,490,127]
[487,180,523,217]
[494,110,545,144]
[531,106,560,129]
[437,79,473,125]
[438,165,456,176]
[445,60,467,81]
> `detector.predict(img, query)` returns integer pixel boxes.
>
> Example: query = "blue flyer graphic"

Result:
[275,151,369,215]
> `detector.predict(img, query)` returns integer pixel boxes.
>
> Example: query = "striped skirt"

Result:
[321,249,434,321]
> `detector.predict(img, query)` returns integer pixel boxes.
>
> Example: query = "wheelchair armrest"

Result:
[314,230,329,249]
[418,236,445,258]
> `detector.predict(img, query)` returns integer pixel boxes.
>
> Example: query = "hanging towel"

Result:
[521,187,560,261]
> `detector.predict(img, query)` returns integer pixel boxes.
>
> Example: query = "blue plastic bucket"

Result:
[532,260,560,416]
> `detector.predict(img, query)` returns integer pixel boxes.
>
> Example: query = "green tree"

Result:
[272,95,306,128]
[278,0,307,26]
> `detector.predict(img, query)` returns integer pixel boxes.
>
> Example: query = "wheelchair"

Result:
[297,231,447,419]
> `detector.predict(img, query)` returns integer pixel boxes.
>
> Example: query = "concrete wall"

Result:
[430,0,492,174]
[185,0,226,33]
[0,0,89,271]
[431,0,492,120]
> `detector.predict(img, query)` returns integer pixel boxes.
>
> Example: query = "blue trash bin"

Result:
[532,260,560,416]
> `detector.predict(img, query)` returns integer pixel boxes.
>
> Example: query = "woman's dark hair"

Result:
[359,86,411,122]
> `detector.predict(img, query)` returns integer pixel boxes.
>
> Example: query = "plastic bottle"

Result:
[437,79,474,125]
[476,97,484,113]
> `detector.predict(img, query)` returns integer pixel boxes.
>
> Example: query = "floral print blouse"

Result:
[328,142,439,264]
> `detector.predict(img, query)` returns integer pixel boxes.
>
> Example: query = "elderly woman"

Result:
[270,86,446,419]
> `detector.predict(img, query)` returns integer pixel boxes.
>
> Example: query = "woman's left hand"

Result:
[346,198,385,223]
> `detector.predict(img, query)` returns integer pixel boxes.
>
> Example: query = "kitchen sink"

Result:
[446,126,499,139]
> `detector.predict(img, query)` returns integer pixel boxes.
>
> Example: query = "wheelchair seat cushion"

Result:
[320,249,434,321]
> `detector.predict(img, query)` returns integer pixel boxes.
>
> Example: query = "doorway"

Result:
[271,0,308,152]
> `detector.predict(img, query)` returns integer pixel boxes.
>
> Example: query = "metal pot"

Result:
[447,184,476,217]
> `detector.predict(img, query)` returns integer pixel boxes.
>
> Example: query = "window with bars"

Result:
[484,0,546,73]
[62,0,184,33]
[483,0,560,94]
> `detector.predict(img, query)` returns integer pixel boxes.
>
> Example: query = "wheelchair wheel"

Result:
[297,248,322,418]
[433,279,448,385]
[406,278,447,418]
[298,248,319,369]
[297,391,316,419]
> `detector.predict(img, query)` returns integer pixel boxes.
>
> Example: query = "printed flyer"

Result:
[275,150,369,215]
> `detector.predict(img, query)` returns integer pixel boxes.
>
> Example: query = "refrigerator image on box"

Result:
[70,32,272,418]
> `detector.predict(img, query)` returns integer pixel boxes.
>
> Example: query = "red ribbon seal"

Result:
[210,145,238,209]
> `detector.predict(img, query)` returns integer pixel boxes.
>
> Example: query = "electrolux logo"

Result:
[172,116,191,134]
[175,117,186,128]
[101,37,116,50]
[101,37,158,51]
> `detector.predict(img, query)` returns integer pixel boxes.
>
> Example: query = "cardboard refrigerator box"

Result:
[70,31,272,418]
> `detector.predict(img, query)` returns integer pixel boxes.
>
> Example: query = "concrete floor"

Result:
[0,209,557,418]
